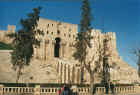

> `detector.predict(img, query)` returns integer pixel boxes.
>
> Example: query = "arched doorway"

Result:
[54,37,61,57]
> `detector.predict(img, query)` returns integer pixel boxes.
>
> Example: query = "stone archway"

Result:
[54,37,61,58]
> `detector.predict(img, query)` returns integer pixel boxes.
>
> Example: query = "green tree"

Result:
[73,0,93,80]
[132,49,140,78]
[7,7,43,83]
[73,0,100,94]
[101,39,111,94]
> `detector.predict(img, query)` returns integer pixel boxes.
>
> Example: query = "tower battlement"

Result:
[8,25,16,33]
[0,25,16,44]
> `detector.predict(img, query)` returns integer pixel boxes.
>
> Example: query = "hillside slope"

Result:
[0,50,140,84]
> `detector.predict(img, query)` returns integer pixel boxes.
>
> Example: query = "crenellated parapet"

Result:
[0,25,16,44]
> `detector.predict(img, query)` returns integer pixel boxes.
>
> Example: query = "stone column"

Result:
[62,64,65,83]
[59,62,62,83]
[70,66,72,84]
[68,65,70,83]
[65,64,68,83]
[0,85,3,95]
[77,68,81,84]
[34,85,40,95]
[66,64,69,84]
[64,64,66,83]
[75,68,78,84]
[72,66,75,84]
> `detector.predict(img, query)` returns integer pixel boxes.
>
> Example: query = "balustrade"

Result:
[0,84,139,95]
[2,87,34,94]
[40,88,58,93]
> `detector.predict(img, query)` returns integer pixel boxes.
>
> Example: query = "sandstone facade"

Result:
[0,18,139,84]
[84,30,140,84]
[0,25,15,44]
[34,18,78,62]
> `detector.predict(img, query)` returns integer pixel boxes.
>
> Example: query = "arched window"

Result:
[57,30,60,34]
[47,31,49,34]
[54,37,61,57]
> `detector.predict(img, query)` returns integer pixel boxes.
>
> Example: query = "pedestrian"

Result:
[105,82,109,94]
[110,82,115,94]
[58,88,62,95]
[62,85,65,91]
[62,85,69,95]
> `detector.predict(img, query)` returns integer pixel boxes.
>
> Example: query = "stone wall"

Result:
[0,25,15,44]
[84,29,140,84]
[0,50,81,84]
[34,18,78,62]
[0,18,139,84]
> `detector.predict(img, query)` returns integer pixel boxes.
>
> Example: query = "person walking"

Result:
[105,82,109,94]
[58,88,62,95]
[110,82,115,94]
[62,86,69,95]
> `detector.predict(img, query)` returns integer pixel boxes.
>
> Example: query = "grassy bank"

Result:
[0,42,13,50]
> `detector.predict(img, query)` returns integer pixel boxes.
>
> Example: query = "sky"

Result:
[0,0,140,68]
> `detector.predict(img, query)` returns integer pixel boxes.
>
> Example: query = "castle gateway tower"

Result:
[34,18,78,64]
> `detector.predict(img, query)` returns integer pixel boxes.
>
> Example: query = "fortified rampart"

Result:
[0,25,15,44]
[0,18,139,84]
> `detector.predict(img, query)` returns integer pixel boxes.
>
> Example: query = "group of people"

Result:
[105,82,115,94]
[58,85,70,95]
[59,82,115,95]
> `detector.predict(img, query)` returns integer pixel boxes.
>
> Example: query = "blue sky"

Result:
[0,0,140,68]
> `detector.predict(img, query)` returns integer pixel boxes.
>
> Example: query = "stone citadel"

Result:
[0,25,15,44]
[0,18,139,84]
